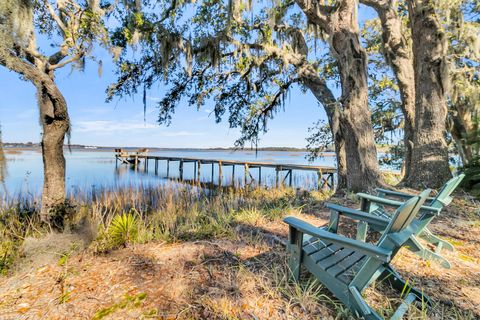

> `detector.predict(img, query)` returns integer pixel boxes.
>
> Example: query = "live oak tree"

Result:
[307,18,404,169]
[361,0,416,180]
[403,0,453,187]
[0,0,111,224]
[361,0,478,188]
[109,0,476,191]
[110,0,383,191]
[295,0,383,191]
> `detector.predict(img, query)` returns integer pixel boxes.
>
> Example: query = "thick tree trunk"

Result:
[39,85,69,222]
[333,127,347,189]
[31,65,71,225]
[374,4,416,180]
[330,0,383,191]
[296,0,382,191]
[405,0,451,188]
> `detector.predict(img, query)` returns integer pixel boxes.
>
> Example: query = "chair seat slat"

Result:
[310,243,342,262]
[326,252,365,278]
[337,257,367,284]
[317,248,355,270]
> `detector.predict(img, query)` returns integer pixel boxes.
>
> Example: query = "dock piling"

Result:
[258,167,262,186]
[179,160,184,180]
[218,161,223,187]
[197,161,201,184]
[211,163,214,183]
[193,161,197,181]
[166,160,170,178]
[275,166,279,188]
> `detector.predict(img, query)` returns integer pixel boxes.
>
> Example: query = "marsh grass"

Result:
[0,184,330,273]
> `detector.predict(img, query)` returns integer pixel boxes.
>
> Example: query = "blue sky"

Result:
[0,5,376,149]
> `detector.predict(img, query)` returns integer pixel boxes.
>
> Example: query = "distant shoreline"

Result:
[2,145,339,157]
[2,143,334,153]
[2,143,396,155]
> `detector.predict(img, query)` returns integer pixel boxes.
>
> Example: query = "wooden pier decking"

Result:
[115,150,337,190]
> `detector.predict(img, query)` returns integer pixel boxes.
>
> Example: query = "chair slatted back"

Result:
[351,191,429,290]
[430,174,465,209]
[384,189,431,234]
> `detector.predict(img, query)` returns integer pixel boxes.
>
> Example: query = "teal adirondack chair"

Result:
[284,190,431,320]
[356,174,465,269]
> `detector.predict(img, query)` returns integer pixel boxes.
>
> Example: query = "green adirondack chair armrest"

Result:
[325,203,390,228]
[284,216,392,262]
[376,188,436,203]
[375,188,416,199]
[357,193,441,215]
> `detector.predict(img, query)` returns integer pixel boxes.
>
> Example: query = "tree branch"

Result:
[294,0,335,33]
[359,0,389,10]
[48,52,84,70]
[48,50,68,65]
[44,0,68,36]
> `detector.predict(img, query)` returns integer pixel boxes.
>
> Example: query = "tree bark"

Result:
[362,0,416,180]
[405,0,451,188]
[295,0,382,192]
[330,0,383,191]
[38,82,69,223]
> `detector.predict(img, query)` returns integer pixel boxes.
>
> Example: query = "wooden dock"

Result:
[115,151,337,190]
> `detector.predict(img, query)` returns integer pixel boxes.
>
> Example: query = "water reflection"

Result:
[1,149,341,198]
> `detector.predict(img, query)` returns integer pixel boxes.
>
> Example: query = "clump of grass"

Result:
[0,198,44,274]
[108,211,139,246]
[91,211,141,253]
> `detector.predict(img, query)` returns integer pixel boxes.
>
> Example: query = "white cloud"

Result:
[76,120,156,132]
[75,120,204,137]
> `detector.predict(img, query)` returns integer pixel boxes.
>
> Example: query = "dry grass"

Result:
[0,184,479,319]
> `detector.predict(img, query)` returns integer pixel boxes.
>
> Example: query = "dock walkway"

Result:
[115,151,337,190]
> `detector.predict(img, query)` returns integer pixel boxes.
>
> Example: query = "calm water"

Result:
[1,149,338,196]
